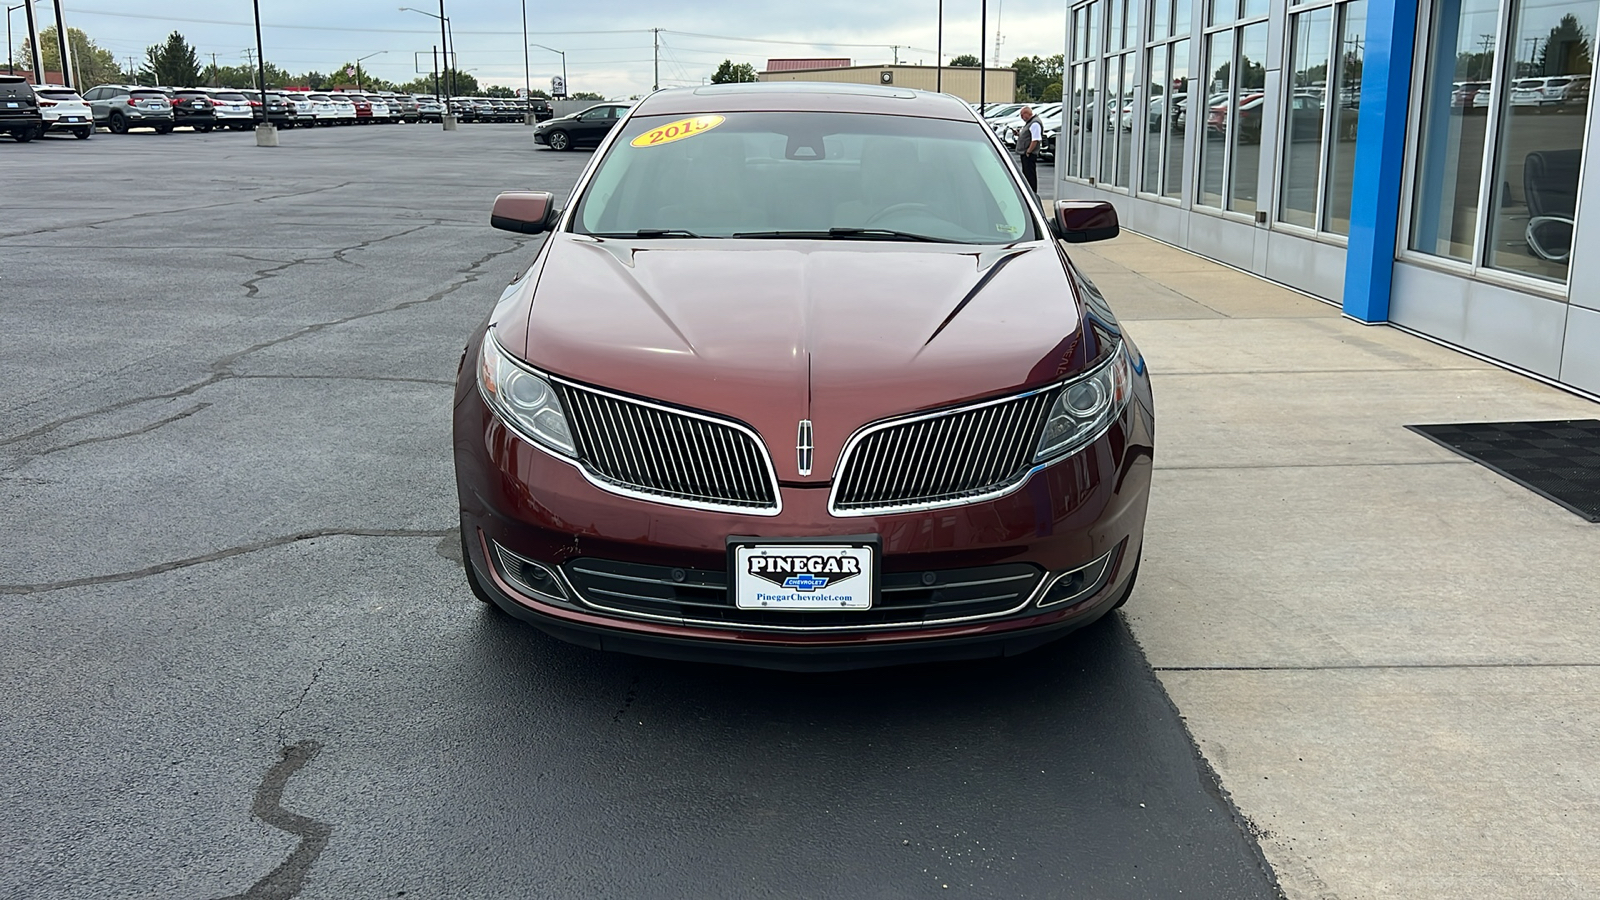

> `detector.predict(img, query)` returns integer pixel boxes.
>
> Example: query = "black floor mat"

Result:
[1407,420,1600,522]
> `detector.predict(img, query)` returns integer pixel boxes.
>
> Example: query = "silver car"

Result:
[81,84,174,134]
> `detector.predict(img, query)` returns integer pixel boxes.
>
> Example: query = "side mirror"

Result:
[490,191,558,234]
[1052,200,1120,243]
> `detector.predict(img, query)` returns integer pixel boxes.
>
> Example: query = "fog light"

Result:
[492,541,571,604]
[1036,543,1121,608]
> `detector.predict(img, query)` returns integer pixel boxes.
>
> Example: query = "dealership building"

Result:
[1055,0,1598,397]
[759,59,1017,105]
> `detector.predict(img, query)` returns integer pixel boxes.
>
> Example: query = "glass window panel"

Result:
[1199,31,1233,206]
[1154,0,1171,40]
[1111,0,1126,50]
[1089,0,1103,56]
[1144,47,1169,190]
[1229,23,1268,213]
[1079,62,1100,176]
[1074,6,1087,59]
[1126,0,1142,47]
[1174,0,1192,36]
[1067,65,1082,176]
[1280,7,1334,227]
[1165,39,1191,197]
[1485,0,1595,281]
[1409,0,1502,261]
[1209,0,1237,26]
[1117,54,1137,185]
[1242,0,1269,20]
[1324,0,1367,234]
[1102,58,1122,178]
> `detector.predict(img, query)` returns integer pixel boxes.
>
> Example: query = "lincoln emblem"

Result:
[796,419,814,476]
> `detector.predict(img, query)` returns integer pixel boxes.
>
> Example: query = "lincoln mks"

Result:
[454,83,1154,670]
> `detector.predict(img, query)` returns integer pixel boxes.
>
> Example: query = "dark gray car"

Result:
[0,76,44,142]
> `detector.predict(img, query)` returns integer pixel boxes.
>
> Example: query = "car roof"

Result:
[632,82,977,121]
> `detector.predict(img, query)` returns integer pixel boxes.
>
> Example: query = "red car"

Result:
[348,94,373,122]
[454,83,1154,670]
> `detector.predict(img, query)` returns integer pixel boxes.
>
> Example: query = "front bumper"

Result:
[454,337,1155,670]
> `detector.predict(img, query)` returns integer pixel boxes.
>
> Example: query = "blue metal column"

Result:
[1340,0,1420,322]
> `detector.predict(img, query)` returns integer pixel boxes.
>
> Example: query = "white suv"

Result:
[33,85,92,139]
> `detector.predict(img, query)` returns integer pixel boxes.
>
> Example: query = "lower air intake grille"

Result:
[562,558,1046,630]
[555,383,778,512]
[832,390,1054,514]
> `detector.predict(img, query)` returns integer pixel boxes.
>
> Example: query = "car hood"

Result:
[501,234,1087,482]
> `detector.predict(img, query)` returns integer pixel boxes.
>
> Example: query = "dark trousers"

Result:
[1020,151,1038,193]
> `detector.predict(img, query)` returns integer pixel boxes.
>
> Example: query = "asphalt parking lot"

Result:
[0,126,1278,899]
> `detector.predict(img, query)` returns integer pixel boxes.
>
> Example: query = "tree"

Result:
[17,26,122,87]
[711,59,757,83]
[483,84,516,98]
[442,68,479,95]
[1535,14,1593,76]
[949,54,981,67]
[142,31,201,87]
[569,91,606,100]
[1010,54,1064,101]
[202,61,290,90]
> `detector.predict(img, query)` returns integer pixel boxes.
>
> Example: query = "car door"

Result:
[575,105,616,145]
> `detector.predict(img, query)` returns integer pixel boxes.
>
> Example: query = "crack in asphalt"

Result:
[0,528,453,595]
[273,645,345,746]
[214,740,332,900]
[1,236,526,452]
[0,182,355,241]
[241,223,433,298]
[0,403,210,473]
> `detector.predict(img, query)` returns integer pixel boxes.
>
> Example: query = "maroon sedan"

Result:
[454,83,1154,670]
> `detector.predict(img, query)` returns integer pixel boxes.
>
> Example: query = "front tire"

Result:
[547,129,570,151]
[109,112,128,134]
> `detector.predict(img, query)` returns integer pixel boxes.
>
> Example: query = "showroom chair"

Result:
[1523,148,1581,262]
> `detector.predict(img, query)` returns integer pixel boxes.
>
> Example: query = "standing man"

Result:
[1018,105,1042,194]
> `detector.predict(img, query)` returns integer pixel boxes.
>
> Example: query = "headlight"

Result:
[1033,344,1133,463]
[478,331,577,457]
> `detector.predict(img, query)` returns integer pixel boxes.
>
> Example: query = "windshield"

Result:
[573,111,1036,244]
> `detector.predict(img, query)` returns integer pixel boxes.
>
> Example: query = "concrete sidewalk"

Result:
[1074,233,1600,899]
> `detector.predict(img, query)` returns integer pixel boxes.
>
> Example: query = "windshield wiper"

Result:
[592,229,711,239]
[730,228,951,243]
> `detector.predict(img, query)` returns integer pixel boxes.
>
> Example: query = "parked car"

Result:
[1561,75,1590,111]
[528,96,553,120]
[276,90,319,125]
[206,90,255,129]
[325,93,357,124]
[416,95,444,122]
[0,75,44,141]
[33,84,92,139]
[361,94,392,122]
[83,84,174,134]
[1511,76,1576,108]
[302,92,341,125]
[167,88,218,132]
[459,83,1152,670]
[1207,91,1265,142]
[384,92,420,122]
[533,102,632,150]
[241,90,299,127]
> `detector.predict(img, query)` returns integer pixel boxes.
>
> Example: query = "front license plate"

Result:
[731,537,877,610]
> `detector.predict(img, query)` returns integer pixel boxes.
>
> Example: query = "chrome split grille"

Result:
[832,390,1054,514]
[562,558,1046,630]
[555,383,778,512]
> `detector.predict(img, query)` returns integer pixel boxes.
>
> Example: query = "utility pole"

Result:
[520,0,532,123]
[49,0,72,87]
[126,55,135,82]
[210,51,218,86]
[936,0,943,92]
[652,27,659,91]
[891,44,900,64]
[432,45,439,103]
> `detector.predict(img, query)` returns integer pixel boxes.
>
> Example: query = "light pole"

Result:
[530,43,566,101]
[6,3,27,76]
[520,0,531,123]
[400,5,454,128]
[354,50,386,90]
[251,0,274,145]
[20,0,41,84]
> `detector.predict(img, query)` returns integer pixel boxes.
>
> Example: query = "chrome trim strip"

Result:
[561,561,1066,634]
[1034,544,1119,608]
[491,542,573,605]
[880,572,1037,592]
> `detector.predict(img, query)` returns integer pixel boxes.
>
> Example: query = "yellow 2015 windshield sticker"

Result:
[630,115,725,148]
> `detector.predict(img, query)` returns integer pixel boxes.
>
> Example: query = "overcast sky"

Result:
[42,1,1068,95]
